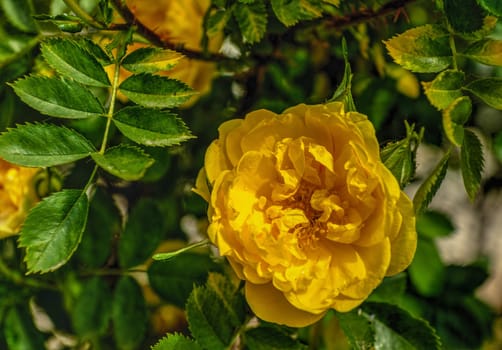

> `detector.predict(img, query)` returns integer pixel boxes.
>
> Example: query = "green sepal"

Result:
[113,106,194,147]
[72,276,112,338]
[122,47,183,74]
[10,75,105,119]
[331,37,356,112]
[234,1,268,44]
[118,198,164,268]
[0,123,96,167]
[151,334,202,350]
[18,189,89,273]
[413,151,450,214]
[41,38,110,87]
[119,73,196,108]
[91,145,154,181]
[463,77,502,110]
[463,39,502,66]
[112,276,147,350]
[461,129,484,201]
[384,24,452,73]
[422,70,465,110]
[381,122,422,188]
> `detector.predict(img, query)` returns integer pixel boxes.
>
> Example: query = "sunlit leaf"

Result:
[271,0,323,26]
[91,145,154,181]
[41,38,110,87]
[19,190,89,273]
[422,70,465,110]
[113,106,194,147]
[0,123,95,167]
[443,96,472,146]
[122,47,183,73]
[119,73,195,108]
[151,334,202,350]
[10,76,105,119]
[443,0,486,34]
[413,151,450,214]
[234,1,268,43]
[463,39,502,66]
[463,77,502,109]
[461,129,484,201]
[384,25,452,73]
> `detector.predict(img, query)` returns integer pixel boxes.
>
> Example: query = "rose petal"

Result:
[245,282,325,327]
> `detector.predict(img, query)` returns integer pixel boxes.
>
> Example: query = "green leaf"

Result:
[234,1,268,44]
[368,274,407,305]
[112,276,147,350]
[76,188,118,268]
[463,39,502,66]
[413,151,450,214]
[244,326,308,350]
[477,0,502,16]
[151,334,202,350]
[91,145,154,181]
[3,305,45,350]
[493,130,502,163]
[19,190,89,273]
[206,9,233,37]
[443,0,486,34]
[72,277,112,338]
[463,77,502,109]
[461,129,484,201]
[0,0,37,33]
[10,76,105,119]
[362,303,441,350]
[0,123,95,167]
[186,285,239,350]
[381,123,421,188]
[443,96,472,146]
[76,37,112,65]
[384,24,452,73]
[271,0,323,26]
[41,38,110,87]
[118,198,164,268]
[119,73,195,108]
[205,273,246,326]
[408,238,445,296]
[416,210,455,239]
[113,106,194,147]
[336,309,375,350]
[122,47,183,74]
[148,253,217,308]
[422,69,465,110]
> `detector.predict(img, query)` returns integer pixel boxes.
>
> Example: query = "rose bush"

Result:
[0,159,39,238]
[113,0,222,104]
[195,102,417,327]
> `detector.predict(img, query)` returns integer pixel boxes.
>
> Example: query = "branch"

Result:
[109,0,417,62]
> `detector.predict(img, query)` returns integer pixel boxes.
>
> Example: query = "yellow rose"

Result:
[112,0,222,105]
[194,102,417,327]
[0,159,39,238]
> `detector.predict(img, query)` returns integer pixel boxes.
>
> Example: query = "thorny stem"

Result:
[63,0,104,29]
